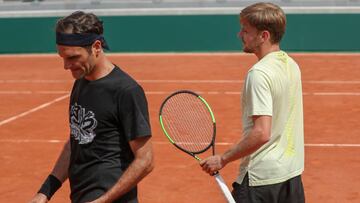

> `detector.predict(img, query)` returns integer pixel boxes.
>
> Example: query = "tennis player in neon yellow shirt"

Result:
[200,2,305,202]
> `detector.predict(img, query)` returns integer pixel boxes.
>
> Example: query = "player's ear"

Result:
[260,30,271,42]
[92,40,102,56]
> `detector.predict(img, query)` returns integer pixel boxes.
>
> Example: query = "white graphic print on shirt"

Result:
[70,103,97,144]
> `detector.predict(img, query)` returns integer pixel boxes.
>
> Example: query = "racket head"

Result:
[159,90,216,156]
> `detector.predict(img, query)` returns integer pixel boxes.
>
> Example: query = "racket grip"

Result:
[214,173,236,203]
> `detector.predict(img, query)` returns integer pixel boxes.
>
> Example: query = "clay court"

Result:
[0,53,359,202]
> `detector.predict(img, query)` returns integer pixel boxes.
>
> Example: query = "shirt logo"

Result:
[70,103,97,144]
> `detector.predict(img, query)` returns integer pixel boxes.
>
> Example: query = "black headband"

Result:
[56,32,109,50]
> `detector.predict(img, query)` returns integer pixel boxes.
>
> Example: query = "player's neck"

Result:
[85,56,114,81]
[255,43,280,60]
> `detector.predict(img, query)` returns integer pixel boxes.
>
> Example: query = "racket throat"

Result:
[193,154,202,161]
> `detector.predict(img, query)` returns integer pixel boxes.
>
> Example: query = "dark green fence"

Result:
[0,14,359,54]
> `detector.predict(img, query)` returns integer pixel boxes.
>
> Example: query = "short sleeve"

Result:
[118,85,152,141]
[243,70,272,116]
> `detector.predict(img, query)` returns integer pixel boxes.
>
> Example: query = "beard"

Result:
[243,46,253,53]
[70,69,86,79]
[242,38,261,53]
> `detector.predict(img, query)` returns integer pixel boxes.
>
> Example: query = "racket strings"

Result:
[161,93,214,153]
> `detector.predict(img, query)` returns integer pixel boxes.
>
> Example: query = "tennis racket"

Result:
[159,90,236,203]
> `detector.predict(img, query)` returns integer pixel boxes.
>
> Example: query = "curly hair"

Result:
[55,11,104,35]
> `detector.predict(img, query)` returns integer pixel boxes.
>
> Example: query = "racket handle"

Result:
[214,173,236,203]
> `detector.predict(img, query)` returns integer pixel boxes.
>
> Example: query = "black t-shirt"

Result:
[68,66,151,203]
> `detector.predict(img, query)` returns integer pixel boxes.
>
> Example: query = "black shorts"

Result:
[232,173,305,203]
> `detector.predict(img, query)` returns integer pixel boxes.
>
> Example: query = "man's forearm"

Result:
[222,128,270,166]
[101,155,153,202]
[36,139,71,201]
[98,138,154,203]
[200,116,271,175]
[50,139,71,182]
[221,116,271,166]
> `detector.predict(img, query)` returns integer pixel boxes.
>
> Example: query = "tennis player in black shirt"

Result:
[29,11,154,203]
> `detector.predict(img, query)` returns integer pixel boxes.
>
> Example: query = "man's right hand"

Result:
[199,155,225,175]
[28,193,48,203]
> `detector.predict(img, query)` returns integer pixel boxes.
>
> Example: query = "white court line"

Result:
[0,139,64,143]
[2,52,360,57]
[0,79,72,83]
[146,91,360,96]
[0,91,69,94]
[155,141,360,147]
[0,91,32,94]
[1,90,360,96]
[1,79,360,84]
[312,92,360,96]
[225,91,360,96]
[305,144,360,147]
[0,94,70,127]
[305,80,360,84]
[140,79,244,84]
[159,91,360,96]
[37,91,70,94]
[0,139,359,148]
[109,52,360,56]
[140,80,360,84]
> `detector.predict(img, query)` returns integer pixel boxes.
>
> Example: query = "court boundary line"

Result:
[1,52,360,57]
[1,79,360,84]
[1,90,360,96]
[0,94,69,127]
[0,139,359,148]
[0,91,69,94]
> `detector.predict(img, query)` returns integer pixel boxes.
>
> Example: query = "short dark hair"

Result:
[55,11,104,35]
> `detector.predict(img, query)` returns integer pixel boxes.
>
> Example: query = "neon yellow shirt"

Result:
[237,51,304,186]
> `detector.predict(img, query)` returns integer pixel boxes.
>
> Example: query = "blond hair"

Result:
[240,2,286,44]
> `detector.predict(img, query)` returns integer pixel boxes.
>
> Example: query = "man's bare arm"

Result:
[29,139,71,203]
[200,116,271,174]
[91,136,154,203]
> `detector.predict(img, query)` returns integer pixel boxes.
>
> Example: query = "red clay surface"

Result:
[0,53,359,202]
